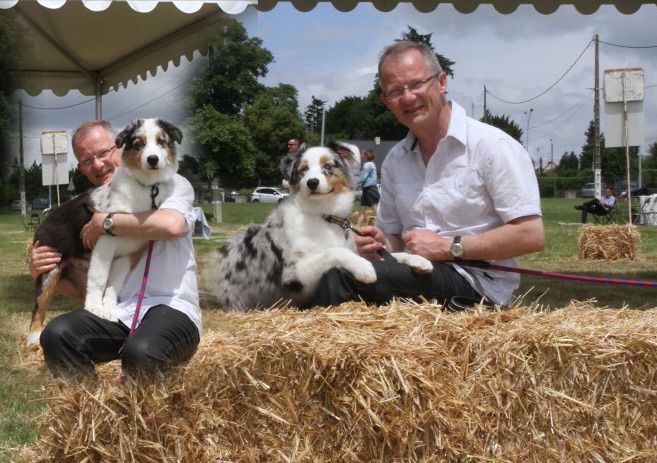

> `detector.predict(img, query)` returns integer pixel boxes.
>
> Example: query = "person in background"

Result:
[29,120,200,380]
[310,41,544,310]
[575,186,615,223]
[355,148,380,227]
[287,138,300,155]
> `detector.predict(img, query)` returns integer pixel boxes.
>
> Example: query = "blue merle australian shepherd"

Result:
[206,142,433,310]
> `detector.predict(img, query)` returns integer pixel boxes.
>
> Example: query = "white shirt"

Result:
[377,101,542,305]
[116,174,201,333]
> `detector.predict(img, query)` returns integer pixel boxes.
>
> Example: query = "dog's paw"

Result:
[392,252,434,274]
[348,260,377,284]
[25,330,42,348]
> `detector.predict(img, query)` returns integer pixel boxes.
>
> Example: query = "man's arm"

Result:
[401,215,545,261]
[80,208,187,249]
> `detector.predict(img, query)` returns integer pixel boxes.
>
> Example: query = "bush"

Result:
[538,176,585,198]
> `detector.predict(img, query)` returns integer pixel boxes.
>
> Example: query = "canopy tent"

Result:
[259,0,654,14]
[0,0,653,116]
[0,0,254,117]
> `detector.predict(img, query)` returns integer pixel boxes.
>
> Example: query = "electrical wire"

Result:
[486,39,593,105]
[105,78,192,122]
[529,91,592,130]
[21,97,95,110]
[599,40,657,49]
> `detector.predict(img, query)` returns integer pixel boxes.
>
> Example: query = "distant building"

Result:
[342,139,399,174]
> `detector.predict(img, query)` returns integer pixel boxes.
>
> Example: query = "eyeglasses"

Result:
[381,72,441,99]
[78,146,115,169]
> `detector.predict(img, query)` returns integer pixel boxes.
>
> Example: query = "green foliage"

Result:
[304,96,325,134]
[244,86,306,183]
[641,169,657,188]
[189,105,258,186]
[644,141,657,169]
[400,26,455,78]
[0,16,19,154]
[538,176,586,197]
[189,18,273,116]
[187,19,307,187]
[481,109,522,142]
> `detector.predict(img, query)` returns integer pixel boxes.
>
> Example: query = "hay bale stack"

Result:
[578,224,640,260]
[29,302,657,462]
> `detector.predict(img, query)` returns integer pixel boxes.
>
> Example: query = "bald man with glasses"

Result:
[310,41,545,310]
[29,119,200,380]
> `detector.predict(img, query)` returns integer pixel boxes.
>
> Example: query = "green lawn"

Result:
[1,197,656,461]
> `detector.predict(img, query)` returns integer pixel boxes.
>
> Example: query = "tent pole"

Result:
[95,78,102,119]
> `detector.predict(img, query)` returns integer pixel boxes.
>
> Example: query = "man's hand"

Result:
[29,241,62,279]
[80,211,107,250]
[401,228,451,261]
[353,226,386,260]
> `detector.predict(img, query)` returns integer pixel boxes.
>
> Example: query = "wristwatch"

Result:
[449,236,463,260]
[102,213,115,236]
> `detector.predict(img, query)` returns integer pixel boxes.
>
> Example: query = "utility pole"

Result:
[483,85,488,122]
[593,33,602,197]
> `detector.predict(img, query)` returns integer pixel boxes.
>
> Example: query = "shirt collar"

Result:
[402,100,468,154]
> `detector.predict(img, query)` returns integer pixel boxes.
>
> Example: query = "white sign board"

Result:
[40,131,69,186]
[604,101,645,148]
[604,68,644,103]
[603,68,645,148]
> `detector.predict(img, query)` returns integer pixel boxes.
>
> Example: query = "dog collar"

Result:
[323,214,352,240]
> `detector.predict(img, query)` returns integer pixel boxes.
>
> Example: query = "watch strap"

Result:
[104,212,115,236]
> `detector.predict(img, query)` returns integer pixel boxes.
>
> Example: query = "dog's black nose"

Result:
[306,178,319,191]
[147,155,159,167]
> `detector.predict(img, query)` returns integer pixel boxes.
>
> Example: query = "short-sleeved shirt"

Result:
[376,101,542,305]
[116,174,201,333]
[357,161,378,190]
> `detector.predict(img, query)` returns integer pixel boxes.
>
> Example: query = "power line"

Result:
[529,91,592,130]
[21,97,95,110]
[599,40,657,49]
[105,78,193,122]
[486,39,593,105]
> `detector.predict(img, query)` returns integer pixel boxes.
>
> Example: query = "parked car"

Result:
[10,199,32,211]
[32,197,50,210]
[225,191,240,203]
[250,187,289,204]
[580,183,595,197]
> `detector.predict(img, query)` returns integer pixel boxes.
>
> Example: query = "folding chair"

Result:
[592,204,616,224]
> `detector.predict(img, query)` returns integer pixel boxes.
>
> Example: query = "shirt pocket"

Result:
[456,169,486,200]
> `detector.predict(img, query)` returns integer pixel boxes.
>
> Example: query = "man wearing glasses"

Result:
[287,138,300,155]
[311,41,544,309]
[29,120,200,380]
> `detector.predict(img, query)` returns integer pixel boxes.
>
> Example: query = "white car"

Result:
[250,187,289,204]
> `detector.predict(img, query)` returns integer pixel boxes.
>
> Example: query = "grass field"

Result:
[1,197,656,461]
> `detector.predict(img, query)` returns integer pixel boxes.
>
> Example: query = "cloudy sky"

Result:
[10,2,657,173]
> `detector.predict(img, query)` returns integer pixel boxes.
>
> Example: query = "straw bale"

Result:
[578,224,640,260]
[28,301,657,462]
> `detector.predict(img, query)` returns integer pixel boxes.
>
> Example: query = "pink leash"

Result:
[128,240,155,335]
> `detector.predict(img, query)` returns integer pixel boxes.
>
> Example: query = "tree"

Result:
[643,141,657,169]
[188,18,273,117]
[399,26,455,78]
[189,105,258,186]
[243,85,306,183]
[556,151,579,176]
[0,16,19,164]
[480,109,523,142]
[304,96,325,134]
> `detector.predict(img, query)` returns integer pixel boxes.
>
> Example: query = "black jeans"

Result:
[40,305,200,380]
[308,258,483,309]
[581,199,609,223]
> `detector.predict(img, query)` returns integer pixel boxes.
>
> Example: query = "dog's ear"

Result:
[157,119,183,145]
[280,143,306,183]
[328,141,358,168]
[115,119,143,149]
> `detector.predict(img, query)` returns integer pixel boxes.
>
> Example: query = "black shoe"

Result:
[574,205,583,210]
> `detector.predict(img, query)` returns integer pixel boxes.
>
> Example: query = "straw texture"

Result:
[27,301,657,462]
[578,224,640,260]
